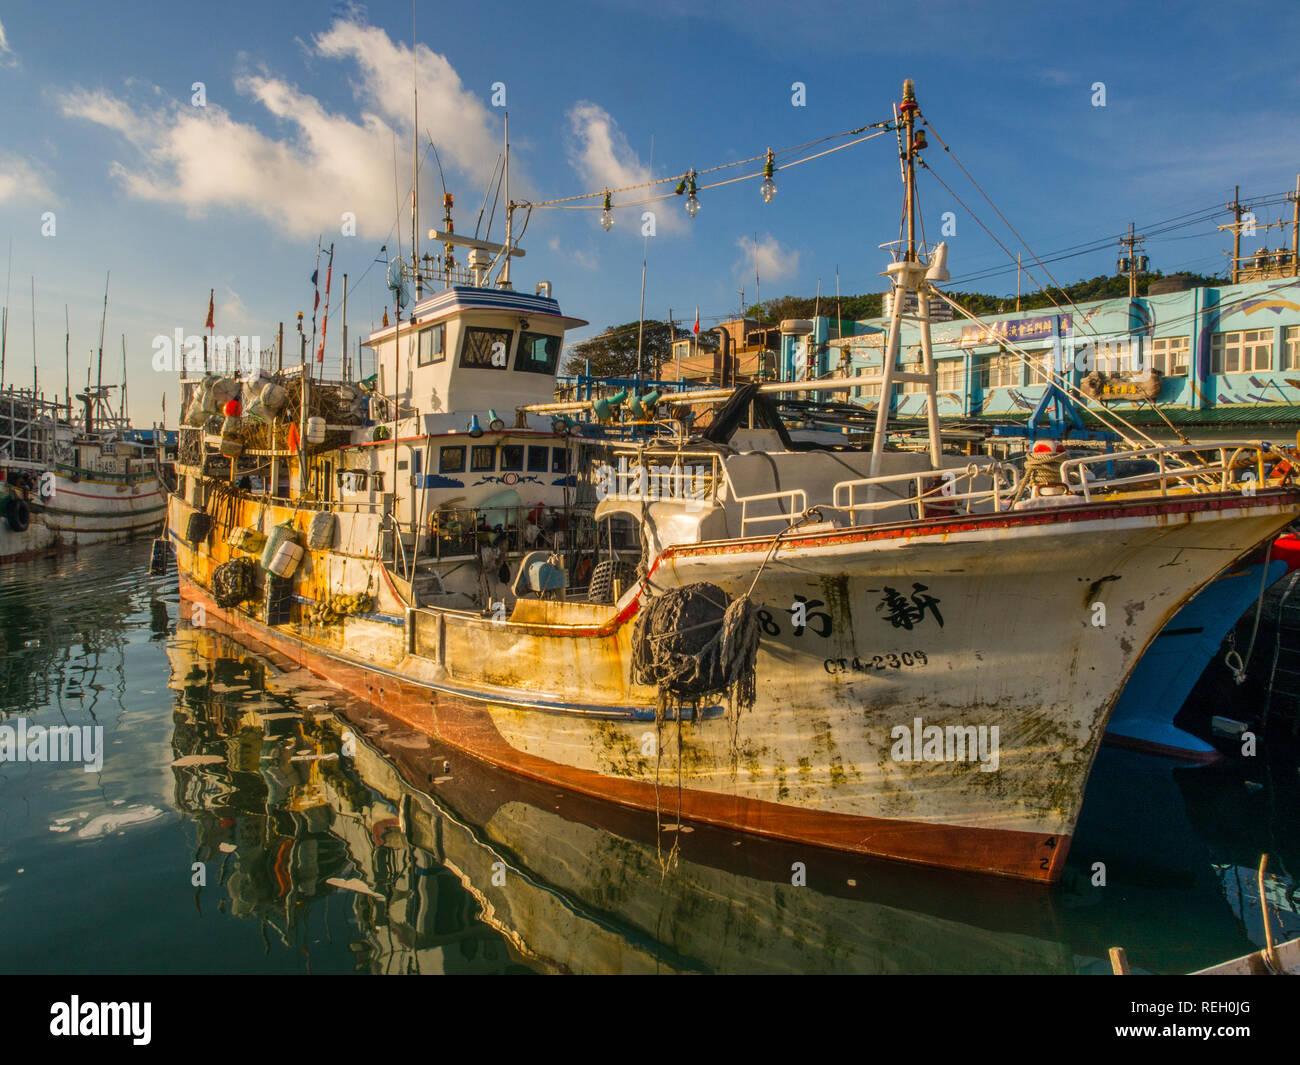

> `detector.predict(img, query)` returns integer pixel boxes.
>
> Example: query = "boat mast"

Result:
[501,112,512,290]
[411,1,421,301]
[96,272,109,394]
[868,79,943,475]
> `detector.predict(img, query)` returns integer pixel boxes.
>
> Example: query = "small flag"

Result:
[382,308,390,328]
[692,307,700,335]
[286,422,301,454]
[310,270,318,286]
[205,289,214,331]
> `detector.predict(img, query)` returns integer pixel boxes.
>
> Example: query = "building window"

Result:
[416,323,445,366]
[1285,326,1300,370]
[937,360,965,390]
[459,327,513,369]
[1151,336,1190,376]
[979,351,1019,389]
[439,446,466,473]
[514,332,562,375]
[852,363,881,400]
[471,445,496,472]
[501,445,524,471]
[1212,329,1273,373]
[527,445,549,472]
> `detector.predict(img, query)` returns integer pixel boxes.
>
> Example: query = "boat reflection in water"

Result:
[168,618,1102,974]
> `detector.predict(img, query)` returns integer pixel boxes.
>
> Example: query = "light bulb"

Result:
[685,193,701,218]
[600,208,614,231]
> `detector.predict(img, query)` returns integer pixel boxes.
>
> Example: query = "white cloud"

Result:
[0,153,53,204]
[566,101,683,233]
[57,16,501,241]
[736,233,799,285]
[0,18,16,67]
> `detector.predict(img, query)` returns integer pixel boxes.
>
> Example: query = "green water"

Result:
[0,541,1294,974]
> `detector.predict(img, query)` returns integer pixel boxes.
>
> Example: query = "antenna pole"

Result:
[64,304,70,419]
[121,334,128,422]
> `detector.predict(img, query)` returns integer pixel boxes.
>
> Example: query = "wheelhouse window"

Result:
[501,445,524,471]
[439,446,466,473]
[1151,336,1189,376]
[471,445,496,472]
[551,447,568,473]
[1212,329,1273,373]
[527,445,549,472]
[514,331,562,375]
[417,323,445,366]
[459,327,513,369]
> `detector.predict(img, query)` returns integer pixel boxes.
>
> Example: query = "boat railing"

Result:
[829,463,1015,527]
[739,489,810,534]
[1059,443,1271,502]
[421,502,597,561]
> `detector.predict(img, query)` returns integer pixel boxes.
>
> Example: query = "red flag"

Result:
[286,422,300,454]
[382,308,390,328]
[692,307,700,335]
[205,289,214,331]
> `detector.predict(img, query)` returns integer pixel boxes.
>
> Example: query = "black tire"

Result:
[5,495,30,533]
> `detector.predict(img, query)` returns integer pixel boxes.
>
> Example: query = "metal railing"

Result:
[1058,443,1270,502]
[829,463,1014,527]
[739,489,809,535]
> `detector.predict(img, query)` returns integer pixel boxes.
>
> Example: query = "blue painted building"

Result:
[778,275,1300,440]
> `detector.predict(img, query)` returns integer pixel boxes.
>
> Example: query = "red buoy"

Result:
[223,399,241,416]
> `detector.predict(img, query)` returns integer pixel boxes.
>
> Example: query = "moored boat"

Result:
[165,81,1300,882]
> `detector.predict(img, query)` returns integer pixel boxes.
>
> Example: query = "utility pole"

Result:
[1221,186,1246,284]
[1290,175,1299,277]
[1117,223,1147,299]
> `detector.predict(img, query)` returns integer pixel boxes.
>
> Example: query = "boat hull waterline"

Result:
[170,486,1298,883]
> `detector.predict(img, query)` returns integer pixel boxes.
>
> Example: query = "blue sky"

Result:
[1,0,1299,424]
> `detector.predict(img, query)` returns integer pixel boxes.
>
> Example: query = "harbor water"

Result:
[1,540,1295,974]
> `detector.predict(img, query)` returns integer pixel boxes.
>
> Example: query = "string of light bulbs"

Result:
[514,119,895,228]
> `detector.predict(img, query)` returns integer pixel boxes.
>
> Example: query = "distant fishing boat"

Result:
[166,80,1300,883]
[0,384,165,561]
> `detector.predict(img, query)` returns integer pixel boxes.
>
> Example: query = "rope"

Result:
[1226,541,1274,685]
[1024,449,1067,488]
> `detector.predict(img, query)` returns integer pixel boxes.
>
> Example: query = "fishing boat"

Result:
[166,80,1300,882]
[0,383,165,562]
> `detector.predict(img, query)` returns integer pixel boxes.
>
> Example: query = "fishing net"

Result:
[632,581,759,711]
[212,557,258,608]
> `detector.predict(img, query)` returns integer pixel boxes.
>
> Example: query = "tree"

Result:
[562,319,717,378]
